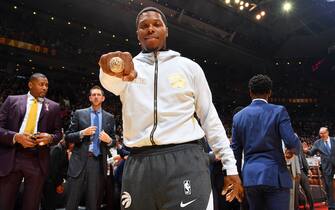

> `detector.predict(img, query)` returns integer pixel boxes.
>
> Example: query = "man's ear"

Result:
[249,90,253,99]
[166,27,169,38]
[28,81,33,89]
[136,30,139,40]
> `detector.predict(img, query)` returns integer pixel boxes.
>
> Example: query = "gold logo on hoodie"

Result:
[168,73,186,88]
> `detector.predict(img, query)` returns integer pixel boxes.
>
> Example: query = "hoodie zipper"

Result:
[149,52,158,145]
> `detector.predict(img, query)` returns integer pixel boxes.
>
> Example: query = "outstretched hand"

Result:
[98,51,137,81]
[222,175,244,202]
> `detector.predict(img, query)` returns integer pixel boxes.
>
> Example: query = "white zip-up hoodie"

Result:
[100,50,237,175]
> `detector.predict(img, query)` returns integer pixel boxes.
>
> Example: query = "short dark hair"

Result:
[29,73,47,82]
[90,85,104,96]
[248,74,272,95]
[136,7,167,28]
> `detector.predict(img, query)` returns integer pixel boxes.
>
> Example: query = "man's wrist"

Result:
[48,134,54,144]
[13,133,19,144]
[226,168,239,176]
[79,130,85,139]
[107,138,113,145]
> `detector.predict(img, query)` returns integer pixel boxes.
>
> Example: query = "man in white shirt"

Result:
[0,73,62,210]
[98,6,243,210]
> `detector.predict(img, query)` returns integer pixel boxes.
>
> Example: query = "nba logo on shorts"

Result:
[183,180,191,195]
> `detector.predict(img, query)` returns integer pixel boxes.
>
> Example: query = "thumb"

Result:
[123,70,137,81]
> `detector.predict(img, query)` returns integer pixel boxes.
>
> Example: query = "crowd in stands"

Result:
[1,59,334,146]
[1,3,335,209]
[1,3,333,140]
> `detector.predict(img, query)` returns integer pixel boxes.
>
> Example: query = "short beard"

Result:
[145,47,158,53]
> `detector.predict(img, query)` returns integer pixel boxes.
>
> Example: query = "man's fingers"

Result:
[98,51,136,81]
[222,183,244,203]
[221,185,228,195]
[221,184,233,195]
[121,52,137,81]
[22,132,31,137]
[121,52,133,75]
[22,139,36,148]
[99,132,105,138]
[99,51,123,75]
[236,193,243,202]
[99,53,110,72]
[225,190,242,203]
[225,189,237,202]
[123,70,137,81]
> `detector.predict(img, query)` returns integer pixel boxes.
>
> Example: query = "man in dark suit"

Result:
[0,73,62,210]
[303,127,335,209]
[298,142,314,210]
[41,140,73,210]
[65,85,115,210]
[231,74,301,210]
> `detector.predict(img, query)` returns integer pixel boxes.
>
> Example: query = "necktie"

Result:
[327,141,331,153]
[24,98,38,134]
[92,112,100,156]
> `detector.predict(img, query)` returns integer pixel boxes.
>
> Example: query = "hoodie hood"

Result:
[134,50,180,65]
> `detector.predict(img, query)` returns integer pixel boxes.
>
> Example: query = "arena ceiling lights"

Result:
[222,0,266,20]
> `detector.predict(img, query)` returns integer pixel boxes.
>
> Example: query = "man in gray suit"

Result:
[65,85,115,210]
[303,127,335,210]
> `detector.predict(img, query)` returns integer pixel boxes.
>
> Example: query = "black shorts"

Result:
[121,141,213,210]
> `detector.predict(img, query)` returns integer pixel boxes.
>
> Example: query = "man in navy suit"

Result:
[303,127,335,209]
[65,85,115,210]
[0,73,62,210]
[231,74,300,210]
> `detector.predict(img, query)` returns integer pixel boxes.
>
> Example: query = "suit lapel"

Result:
[330,138,335,154]
[321,140,330,155]
[84,108,91,128]
[100,110,106,152]
[102,110,106,131]
[19,95,28,121]
[39,99,47,121]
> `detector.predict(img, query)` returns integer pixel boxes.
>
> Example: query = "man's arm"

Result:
[99,51,136,96]
[65,110,82,143]
[193,63,237,175]
[50,103,62,145]
[0,96,18,146]
[105,113,116,147]
[303,141,318,156]
[192,63,243,202]
[278,106,301,155]
[231,119,243,176]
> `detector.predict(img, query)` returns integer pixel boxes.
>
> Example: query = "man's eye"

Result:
[140,24,148,29]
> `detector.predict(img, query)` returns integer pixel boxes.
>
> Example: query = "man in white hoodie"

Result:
[98,7,243,210]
